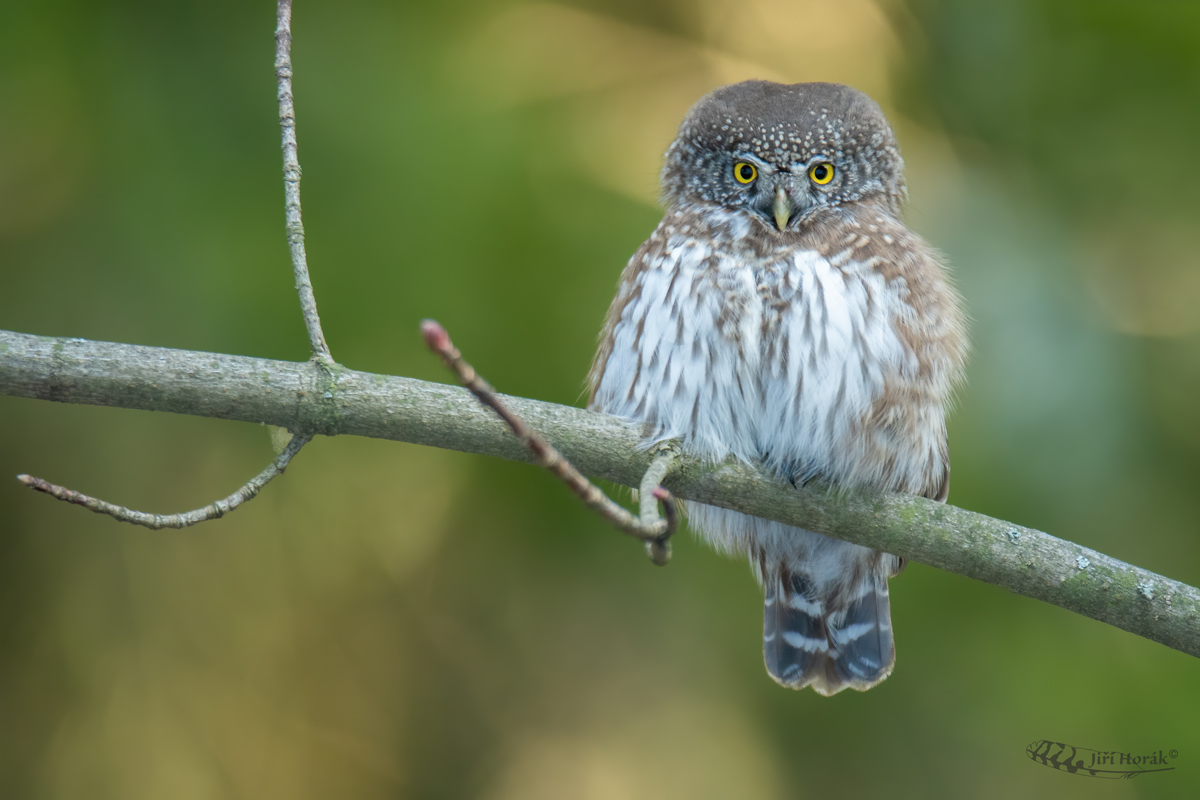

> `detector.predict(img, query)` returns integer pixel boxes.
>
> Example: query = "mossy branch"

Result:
[3,328,1197,658]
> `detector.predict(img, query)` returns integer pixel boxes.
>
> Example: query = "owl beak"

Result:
[773,185,792,231]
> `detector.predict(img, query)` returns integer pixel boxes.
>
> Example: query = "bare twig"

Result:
[275,0,331,363]
[420,319,679,564]
[16,433,313,530]
[7,4,330,530]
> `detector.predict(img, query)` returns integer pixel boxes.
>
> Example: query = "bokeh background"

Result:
[2,1,1199,797]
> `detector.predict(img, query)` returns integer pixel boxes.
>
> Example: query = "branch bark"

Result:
[275,0,330,363]
[16,433,312,528]
[421,318,679,565]
[5,1,328,531]
[3,328,1198,658]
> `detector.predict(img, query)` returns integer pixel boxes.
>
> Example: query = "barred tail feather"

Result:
[763,571,829,687]
[763,568,896,696]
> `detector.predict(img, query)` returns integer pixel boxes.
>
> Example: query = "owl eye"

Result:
[808,162,835,185]
[733,162,758,184]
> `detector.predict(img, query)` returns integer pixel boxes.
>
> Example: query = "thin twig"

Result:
[275,0,331,363]
[420,319,679,563]
[16,433,313,530]
[8,7,327,532]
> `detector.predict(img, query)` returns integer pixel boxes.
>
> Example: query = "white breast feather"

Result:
[594,236,913,485]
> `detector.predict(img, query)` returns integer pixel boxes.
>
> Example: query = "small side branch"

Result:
[16,433,313,530]
[8,4,327,533]
[275,0,331,363]
[421,319,679,564]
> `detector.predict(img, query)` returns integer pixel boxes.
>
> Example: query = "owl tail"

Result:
[762,567,896,696]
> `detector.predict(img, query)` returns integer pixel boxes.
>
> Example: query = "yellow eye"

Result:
[733,161,757,184]
[808,162,834,185]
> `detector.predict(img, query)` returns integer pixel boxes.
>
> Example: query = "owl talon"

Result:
[646,538,671,566]
[636,450,679,564]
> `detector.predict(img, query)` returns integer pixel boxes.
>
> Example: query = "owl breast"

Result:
[590,204,953,498]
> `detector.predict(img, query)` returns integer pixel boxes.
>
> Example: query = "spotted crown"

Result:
[661,80,907,217]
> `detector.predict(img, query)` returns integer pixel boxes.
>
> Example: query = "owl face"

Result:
[660,81,907,231]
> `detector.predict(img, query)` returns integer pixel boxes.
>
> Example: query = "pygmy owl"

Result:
[587,81,967,695]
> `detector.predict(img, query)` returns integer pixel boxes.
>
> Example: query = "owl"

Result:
[587,81,967,695]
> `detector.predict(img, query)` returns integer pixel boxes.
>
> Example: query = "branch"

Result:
[7,1,329,531]
[3,328,1198,657]
[275,0,330,363]
[421,319,679,565]
[16,434,312,529]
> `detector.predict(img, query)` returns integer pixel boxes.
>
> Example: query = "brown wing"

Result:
[585,229,664,408]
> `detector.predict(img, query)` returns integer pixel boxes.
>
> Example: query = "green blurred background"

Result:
[2,1,1199,797]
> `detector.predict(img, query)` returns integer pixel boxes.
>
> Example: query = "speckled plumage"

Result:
[588,81,967,695]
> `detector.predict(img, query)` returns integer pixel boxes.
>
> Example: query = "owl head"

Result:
[661,81,906,231]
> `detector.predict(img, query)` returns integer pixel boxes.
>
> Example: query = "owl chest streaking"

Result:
[588,81,967,695]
